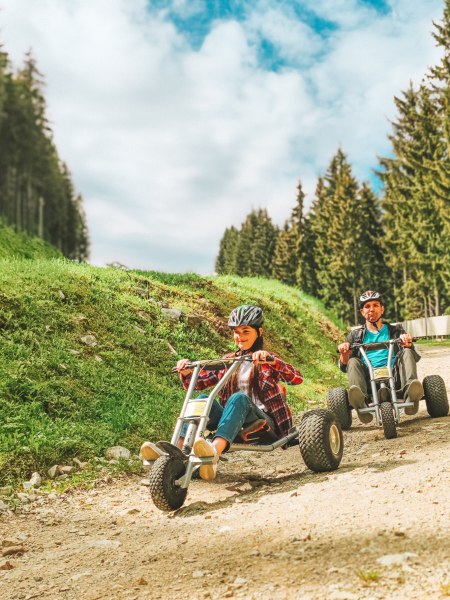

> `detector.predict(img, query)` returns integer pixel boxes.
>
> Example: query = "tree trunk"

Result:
[38,197,44,239]
[403,266,408,317]
[434,282,440,316]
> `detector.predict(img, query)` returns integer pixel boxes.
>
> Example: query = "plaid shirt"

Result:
[180,353,303,438]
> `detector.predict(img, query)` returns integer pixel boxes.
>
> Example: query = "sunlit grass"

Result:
[0,220,62,259]
[356,570,381,584]
[440,581,450,596]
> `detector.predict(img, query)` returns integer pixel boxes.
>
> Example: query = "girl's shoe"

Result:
[193,438,219,480]
[139,441,164,461]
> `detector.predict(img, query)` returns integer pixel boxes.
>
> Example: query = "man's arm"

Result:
[338,341,351,370]
[390,324,415,350]
[338,331,357,372]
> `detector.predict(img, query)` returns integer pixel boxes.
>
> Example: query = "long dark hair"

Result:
[228,328,263,398]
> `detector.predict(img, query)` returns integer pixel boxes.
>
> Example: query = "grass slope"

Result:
[0,259,346,484]
[0,221,62,260]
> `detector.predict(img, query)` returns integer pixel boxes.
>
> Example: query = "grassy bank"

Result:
[0,258,346,484]
[0,221,62,260]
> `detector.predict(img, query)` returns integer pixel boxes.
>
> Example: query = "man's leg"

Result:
[347,358,373,423]
[395,349,423,415]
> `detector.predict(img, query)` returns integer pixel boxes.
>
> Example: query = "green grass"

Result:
[415,339,450,347]
[356,570,381,584]
[0,221,62,260]
[0,255,346,485]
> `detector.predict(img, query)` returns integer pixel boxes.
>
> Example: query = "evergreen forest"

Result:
[216,6,450,324]
[0,47,89,260]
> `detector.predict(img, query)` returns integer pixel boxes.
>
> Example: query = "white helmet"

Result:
[359,290,383,309]
[227,305,264,328]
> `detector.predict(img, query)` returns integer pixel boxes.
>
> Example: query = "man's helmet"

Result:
[227,305,264,328]
[359,290,384,309]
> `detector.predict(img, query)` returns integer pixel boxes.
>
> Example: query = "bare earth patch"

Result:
[1,344,449,599]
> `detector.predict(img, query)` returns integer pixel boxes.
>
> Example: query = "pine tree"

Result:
[271,222,293,284]
[215,226,239,274]
[234,209,278,277]
[299,177,325,298]
[0,47,89,260]
[272,180,305,286]
[379,83,448,318]
[306,150,387,323]
[428,0,450,309]
[251,208,278,277]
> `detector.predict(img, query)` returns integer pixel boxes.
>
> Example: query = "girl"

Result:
[175,305,303,479]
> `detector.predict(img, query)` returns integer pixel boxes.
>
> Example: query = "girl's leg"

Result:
[194,393,277,479]
[214,392,255,446]
[194,392,254,478]
[178,396,223,447]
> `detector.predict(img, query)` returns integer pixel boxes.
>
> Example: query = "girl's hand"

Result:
[252,350,274,364]
[176,358,192,376]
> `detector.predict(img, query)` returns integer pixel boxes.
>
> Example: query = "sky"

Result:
[0,0,445,273]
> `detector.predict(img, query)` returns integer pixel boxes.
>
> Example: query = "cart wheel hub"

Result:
[329,424,341,455]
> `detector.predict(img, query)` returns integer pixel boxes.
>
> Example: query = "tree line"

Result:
[0,46,89,260]
[216,3,450,324]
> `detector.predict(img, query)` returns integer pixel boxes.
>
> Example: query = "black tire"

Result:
[380,402,397,439]
[423,375,449,418]
[149,455,187,511]
[327,387,352,430]
[298,409,343,472]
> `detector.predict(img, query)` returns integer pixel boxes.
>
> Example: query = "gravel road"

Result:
[0,344,449,600]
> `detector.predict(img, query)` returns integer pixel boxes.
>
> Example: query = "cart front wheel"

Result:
[149,455,187,512]
[380,402,397,439]
[298,409,343,472]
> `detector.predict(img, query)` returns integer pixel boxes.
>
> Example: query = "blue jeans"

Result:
[181,392,275,445]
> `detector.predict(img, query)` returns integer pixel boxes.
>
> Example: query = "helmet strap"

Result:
[368,317,382,330]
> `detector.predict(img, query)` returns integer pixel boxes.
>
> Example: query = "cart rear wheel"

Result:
[423,375,449,418]
[298,409,343,472]
[149,455,187,511]
[380,402,397,439]
[327,387,352,430]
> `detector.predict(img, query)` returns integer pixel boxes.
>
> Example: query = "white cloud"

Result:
[246,5,322,64]
[0,0,445,272]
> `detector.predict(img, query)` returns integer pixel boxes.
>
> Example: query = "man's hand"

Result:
[399,333,413,348]
[176,358,193,376]
[252,350,274,365]
[338,342,351,364]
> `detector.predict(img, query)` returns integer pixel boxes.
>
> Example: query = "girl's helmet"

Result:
[359,290,384,309]
[227,305,264,328]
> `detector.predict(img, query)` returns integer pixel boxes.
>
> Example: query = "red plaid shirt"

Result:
[180,353,303,438]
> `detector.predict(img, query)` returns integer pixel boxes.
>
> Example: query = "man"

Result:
[338,290,422,423]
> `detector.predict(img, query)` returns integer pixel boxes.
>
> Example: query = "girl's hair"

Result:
[247,334,263,352]
[228,329,263,398]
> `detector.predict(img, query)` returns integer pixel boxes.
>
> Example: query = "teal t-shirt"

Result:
[362,324,393,368]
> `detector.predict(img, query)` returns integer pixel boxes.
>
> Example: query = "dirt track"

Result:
[1,344,449,600]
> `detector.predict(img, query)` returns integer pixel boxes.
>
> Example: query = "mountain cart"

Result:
[147,355,344,511]
[327,338,449,439]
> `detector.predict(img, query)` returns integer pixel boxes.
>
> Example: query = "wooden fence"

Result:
[397,315,450,338]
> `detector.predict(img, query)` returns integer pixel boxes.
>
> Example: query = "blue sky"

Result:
[0,0,444,272]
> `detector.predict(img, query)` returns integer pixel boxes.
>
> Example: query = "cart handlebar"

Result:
[336,337,417,353]
[171,354,274,373]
